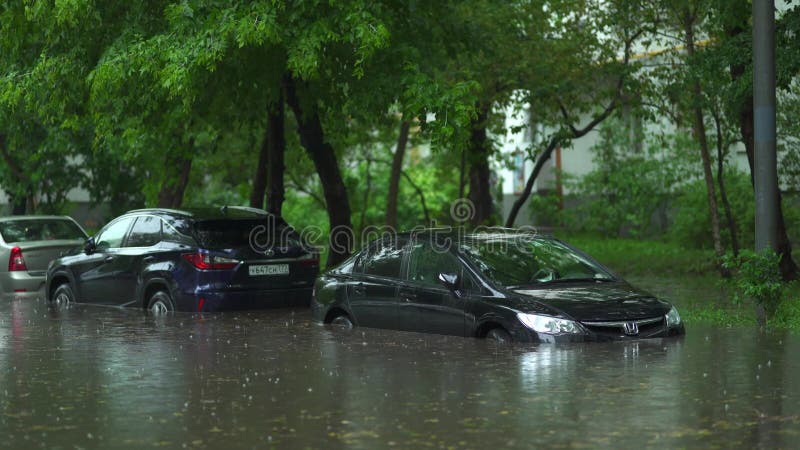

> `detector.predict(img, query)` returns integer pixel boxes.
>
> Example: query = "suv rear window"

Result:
[193,219,300,249]
[0,219,86,243]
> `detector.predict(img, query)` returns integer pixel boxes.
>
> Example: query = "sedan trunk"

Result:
[12,240,85,274]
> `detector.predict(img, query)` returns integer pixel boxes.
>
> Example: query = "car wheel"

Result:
[486,327,512,344]
[52,284,74,308]
[147,291,175,315]
[330,314,354,330]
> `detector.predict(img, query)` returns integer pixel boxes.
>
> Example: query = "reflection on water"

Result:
[0,295,798,449]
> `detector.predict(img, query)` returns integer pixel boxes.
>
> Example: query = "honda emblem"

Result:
[623,321,639,336]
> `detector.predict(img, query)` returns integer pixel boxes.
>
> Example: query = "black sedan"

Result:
[311,230,685,343]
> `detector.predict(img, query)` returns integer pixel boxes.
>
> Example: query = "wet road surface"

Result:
[1,293,799,449]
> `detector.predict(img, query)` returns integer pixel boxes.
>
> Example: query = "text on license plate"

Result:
[249,264,289,276]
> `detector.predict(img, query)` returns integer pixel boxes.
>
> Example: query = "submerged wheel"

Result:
[486,327,512,344]
[147,291,175,315]
[330,314,354,330]
[52,284,74,308]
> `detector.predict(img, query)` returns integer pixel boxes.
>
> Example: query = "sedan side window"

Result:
[125,216,162,248]
[407,243,462,287]
[95,218,135,251]
[362,238,406,279]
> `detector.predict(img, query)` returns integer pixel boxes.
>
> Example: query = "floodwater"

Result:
[1,290,799,449]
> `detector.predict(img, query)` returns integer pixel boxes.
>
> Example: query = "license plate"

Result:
[249,264,289,276]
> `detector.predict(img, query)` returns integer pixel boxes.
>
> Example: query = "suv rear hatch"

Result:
[192,219,319,290]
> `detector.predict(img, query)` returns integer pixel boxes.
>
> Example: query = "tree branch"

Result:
[287,170,326,209]
[0,135,25,182]
[505,26,644,227]
[365,156,431,224]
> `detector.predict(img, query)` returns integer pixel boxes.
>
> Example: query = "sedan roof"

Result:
[399,228,551,243]
[0,215,78,222]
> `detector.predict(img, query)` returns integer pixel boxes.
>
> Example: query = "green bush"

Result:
[771,296,800,330]
[562,119,693,238]
[561,233,715,276]
[722,249,785,321]
[527,189,563,227]
[669,169,755,250]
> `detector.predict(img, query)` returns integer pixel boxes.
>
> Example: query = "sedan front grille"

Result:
[581,316,665,338]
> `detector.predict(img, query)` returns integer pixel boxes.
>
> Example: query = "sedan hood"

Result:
[512,282,671,322]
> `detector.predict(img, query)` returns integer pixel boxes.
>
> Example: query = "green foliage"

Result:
[778,79,800,192]
[564,119,692,237]
[770,289,800,330]
[527,190,563,228]
[680,304,754,327]
[669,169,754,250]
[722,249,786,316]
[561,233,715,277]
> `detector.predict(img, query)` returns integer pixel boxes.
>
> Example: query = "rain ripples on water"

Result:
[1,293,799,449]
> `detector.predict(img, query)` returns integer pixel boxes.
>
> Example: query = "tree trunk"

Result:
[283,75,354,267]
[250,130,268,209]
[386,120,410,229]
[685,20,729,278]
[713,112,740,256]
[11,196,26,215]
[157,147,193,209]
[266,97,286,216]
[505,138,559,227]
[728,26,798,280]
[467,103,494,226]
[459,146,466,201]
[359,155,372,232]
[250,132,269,208]
[250,97,286,215]
[505,95,618,227]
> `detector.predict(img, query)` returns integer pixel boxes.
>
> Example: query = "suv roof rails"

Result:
[222,205,269,216]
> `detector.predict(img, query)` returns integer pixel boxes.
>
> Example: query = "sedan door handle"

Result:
[104,256,115,263]
[400,290,418,302]
[352,283,366,296]
[143,256,156,263]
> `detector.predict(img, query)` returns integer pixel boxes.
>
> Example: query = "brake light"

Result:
[300,257,320,267]
[8,247,27,272]
[182,252,240,270]
[299,252,320,267]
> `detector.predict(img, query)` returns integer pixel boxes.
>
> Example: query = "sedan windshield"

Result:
[459,236,613,287]
[0,219,86,243]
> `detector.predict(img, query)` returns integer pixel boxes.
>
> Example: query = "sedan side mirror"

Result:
[438,272,462,297]
[84,238,96,255]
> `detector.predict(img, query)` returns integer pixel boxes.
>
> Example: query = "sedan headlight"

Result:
[665,306,682,327]
[517,312,582,334]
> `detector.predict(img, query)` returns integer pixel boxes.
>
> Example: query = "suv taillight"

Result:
[8,247,28,272]
[182,252,239,270]
[299,251,320,267]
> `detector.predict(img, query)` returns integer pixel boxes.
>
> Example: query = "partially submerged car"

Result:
[312,230,684,343]
[1,216,87,296]
[46,207,319,313]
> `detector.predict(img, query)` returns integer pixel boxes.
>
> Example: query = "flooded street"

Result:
[1,291,799,449]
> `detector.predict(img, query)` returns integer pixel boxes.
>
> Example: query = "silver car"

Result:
[0,216,88,295]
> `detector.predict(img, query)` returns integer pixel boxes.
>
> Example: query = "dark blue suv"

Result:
[45,207,319,313]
